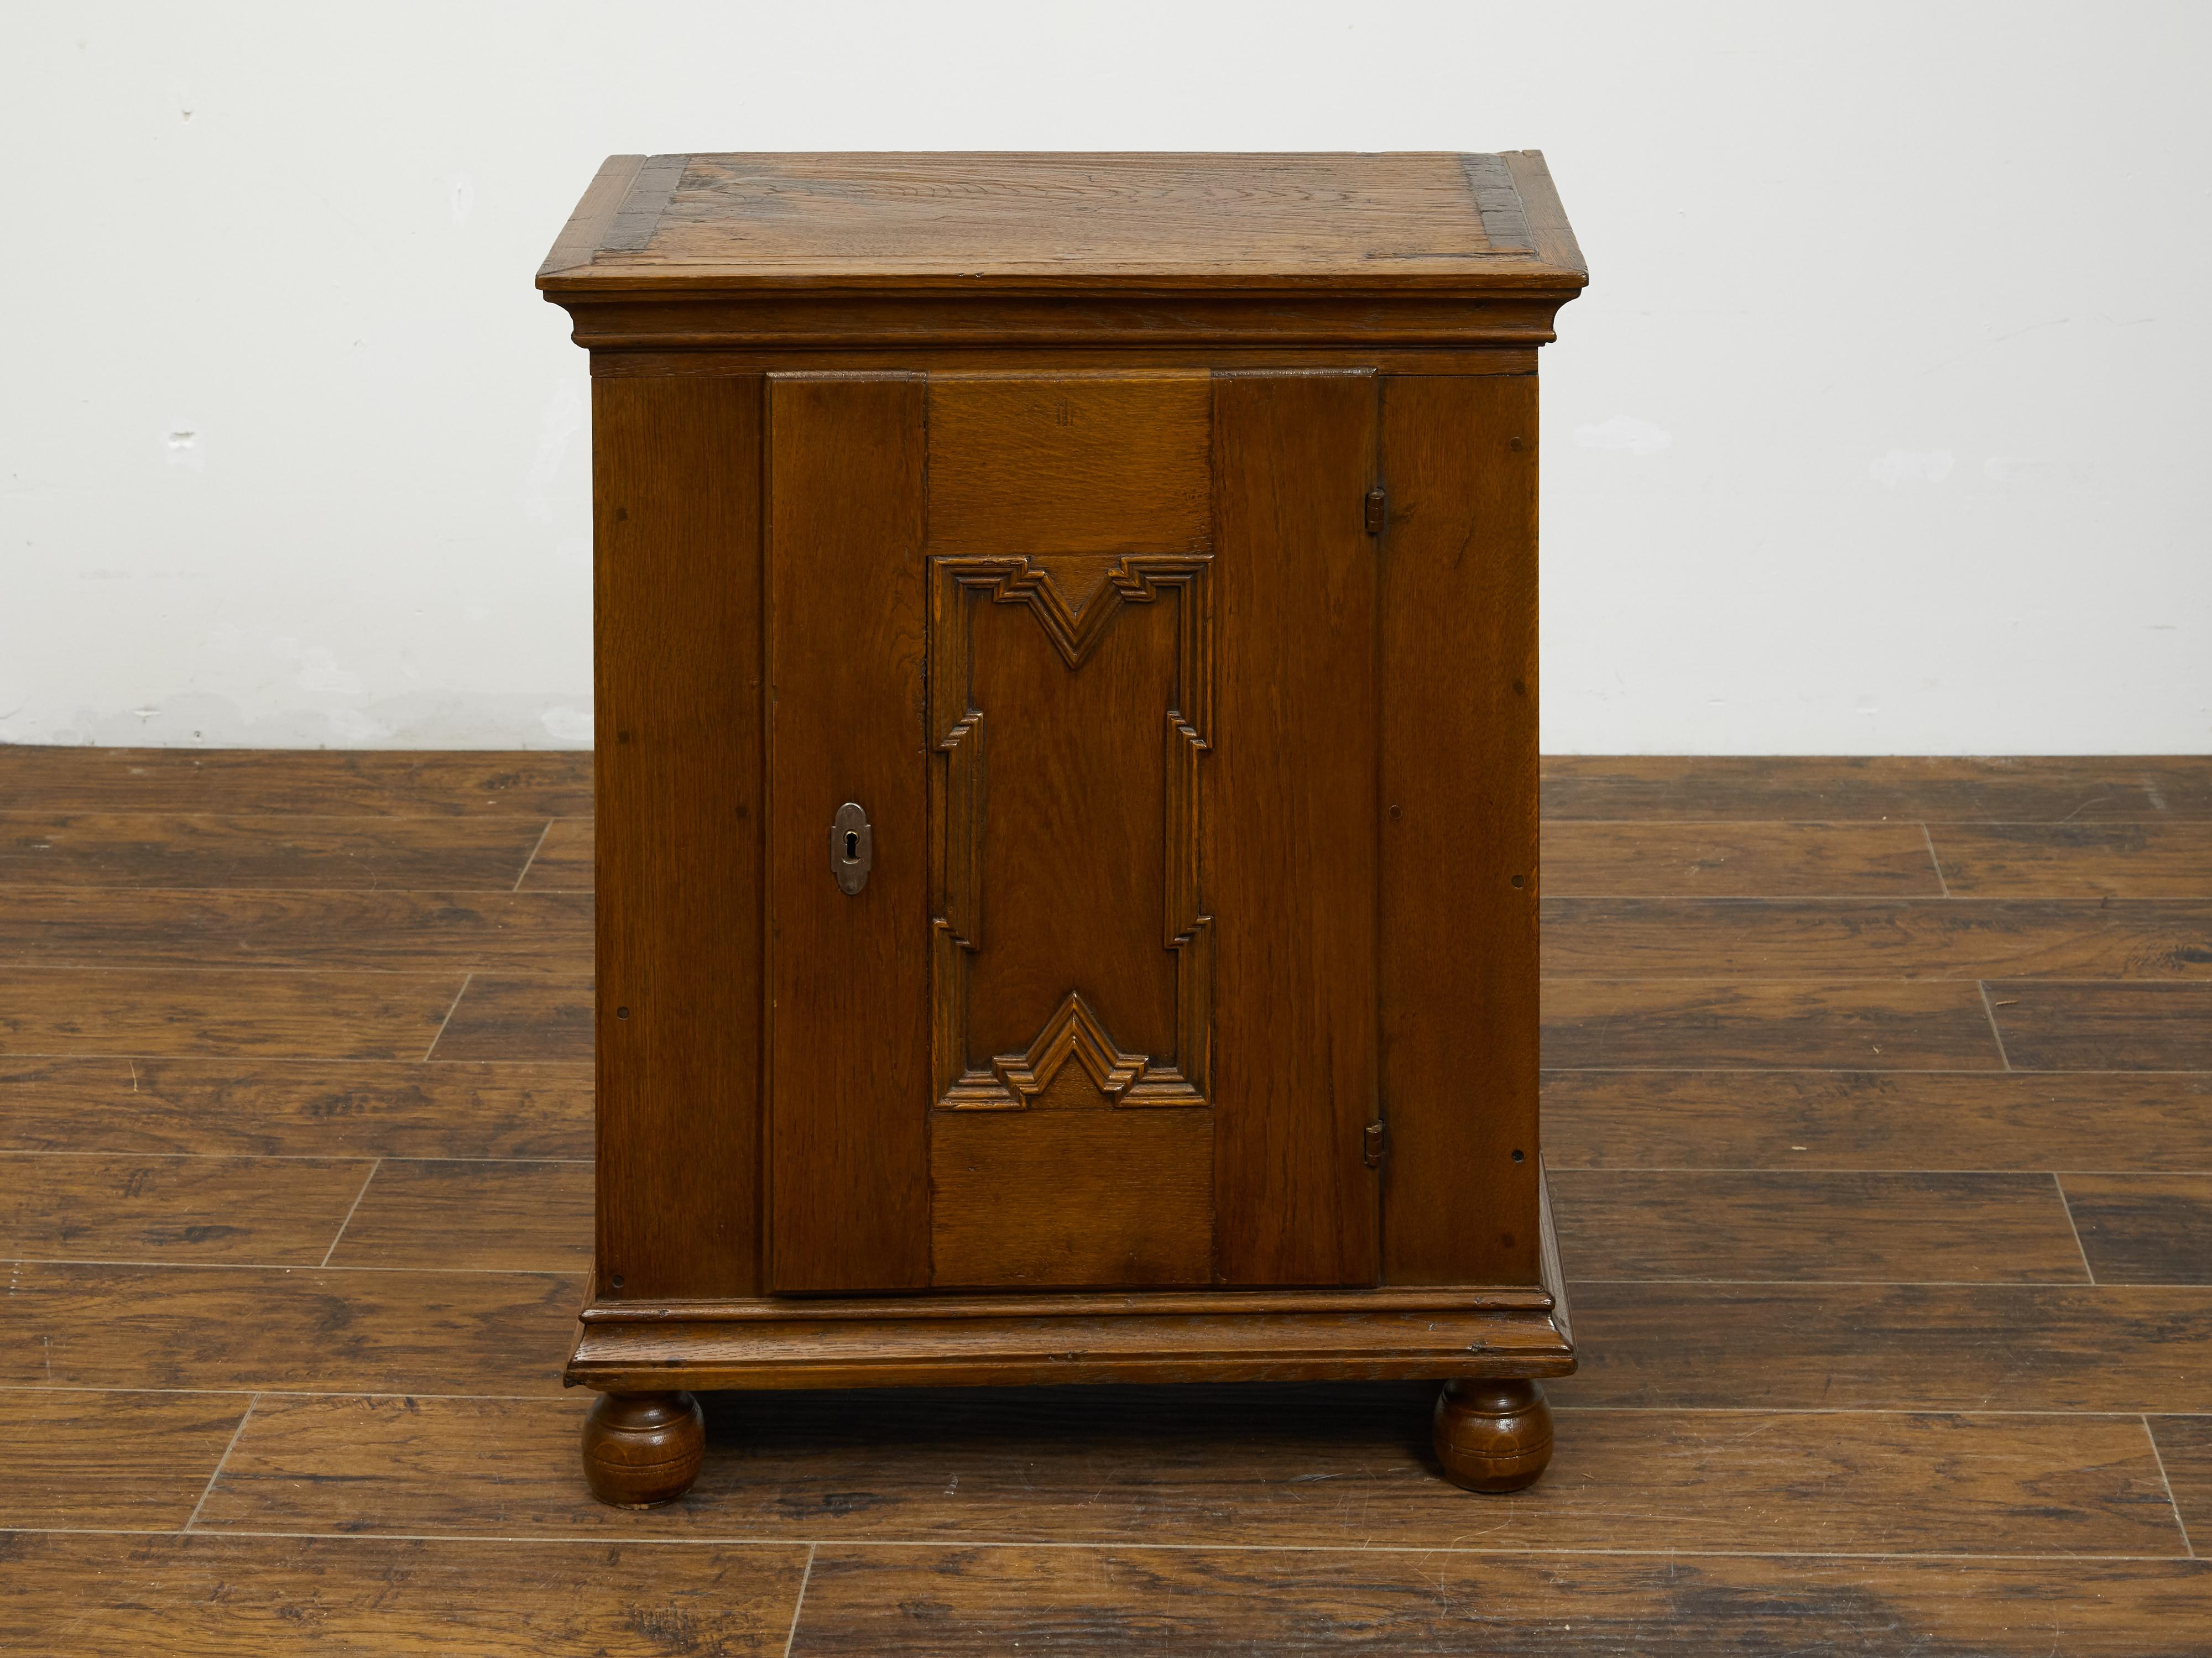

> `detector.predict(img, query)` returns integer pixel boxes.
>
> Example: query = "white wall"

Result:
[3,1,2206,754]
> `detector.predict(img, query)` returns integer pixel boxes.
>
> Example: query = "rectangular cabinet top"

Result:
[539,151,1584,295]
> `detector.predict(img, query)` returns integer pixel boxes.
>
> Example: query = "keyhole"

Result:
[844,830,860,860]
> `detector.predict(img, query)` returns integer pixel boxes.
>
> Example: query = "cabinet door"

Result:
[767,369,1380,1293]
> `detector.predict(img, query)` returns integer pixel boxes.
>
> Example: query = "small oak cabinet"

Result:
[538,152,1586,1504]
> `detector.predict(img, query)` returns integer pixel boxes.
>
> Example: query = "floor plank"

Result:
[0,1058,593,1159]
[1551,1170,2089,1282]
[0,1261,581,1394]
[2151,1416,2212,1549]
[0,969,467,1059]
[0,1152,370,1265]
[0,1532,807,1658]
[1542,1070,2212,1171]
[328,1160,592,1271]
[194,1389,2183,1557]
[1541,980,2002,1069]
[1990,983,2212,1070]
[430,978,594,1062]
[1542,898,2212,979]
[0,1389,249,1530]
[1556,1283,2212,1410]
[1541,756,2212,823]
[0,813,549,890]
[0,887,592,972]
[517,818,593,890]
[0,747,594,817]
[789,1547,2212,1656]
[1540,822,1942,897]
[2060,1175,2212,1285]
[1931,822,2212,898]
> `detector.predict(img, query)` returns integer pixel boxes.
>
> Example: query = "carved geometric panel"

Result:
[929,551,1212,1112]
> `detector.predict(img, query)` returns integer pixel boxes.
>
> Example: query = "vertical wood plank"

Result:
[1209,370,1380,1286]
[768,374,931,1292]
[592,372,763,1300]
[1378,374,1541,1286]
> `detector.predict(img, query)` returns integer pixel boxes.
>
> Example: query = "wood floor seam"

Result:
[509,820,556,892]
[2143,1415,2197,1560]
[1,1254,585,1278]
[320,1159,383,1267]
[85,1531,2209,1563]
[0,1150,594,1166]
[2054,1171,2097,1283]
[178,1393,257,1534]
[421,975,473,1063]
[782,1542,817,1658]
[1980,981,2015,1070]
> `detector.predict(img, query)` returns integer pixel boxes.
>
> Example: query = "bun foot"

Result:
[581,1390,706,1507]
[1433,1378,1554,1493]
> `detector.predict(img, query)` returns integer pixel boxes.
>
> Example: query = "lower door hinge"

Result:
[1363,1118,1389,1168]
[1364,488,1387,536]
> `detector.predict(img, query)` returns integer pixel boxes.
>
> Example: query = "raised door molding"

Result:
[928,552,1213,1113]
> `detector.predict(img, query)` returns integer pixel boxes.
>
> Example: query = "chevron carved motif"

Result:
[929,551,1212,1112]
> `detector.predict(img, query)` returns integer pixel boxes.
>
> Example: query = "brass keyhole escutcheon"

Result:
[830,802,873,896]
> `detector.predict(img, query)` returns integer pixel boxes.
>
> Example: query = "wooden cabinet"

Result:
[539,153,1587,1505]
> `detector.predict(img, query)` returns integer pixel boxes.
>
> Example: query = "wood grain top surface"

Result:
[538,151,1587,292]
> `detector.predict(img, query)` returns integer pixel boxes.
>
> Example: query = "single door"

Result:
[767,369,1381,1292]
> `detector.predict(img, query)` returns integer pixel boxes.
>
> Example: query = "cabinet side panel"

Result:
[1378,374,1541,1285]
[766,373,931,1293]
[592,372,764,1300]
[1210,370,1381,1287]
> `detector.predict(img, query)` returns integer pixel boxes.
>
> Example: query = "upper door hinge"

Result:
[1364,488,1387,536]
[1363,1118,1389,1168]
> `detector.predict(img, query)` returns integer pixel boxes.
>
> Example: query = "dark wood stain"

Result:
[2060,1174,2212,1284]
[324,1160,594,1272]
[0,887,592,971]
[1543,1070,2212,1171]
[0,1057,592,1159]
[1931,822,2212,897]
[1541,756,2212,823]
[1542,979,2004,1069]
[1543,822,1944,897]
[7,749,2212,1647]
[196,1388,2180,1557]
[1989,982,2212,1070]
[0,1151,371,1265]
[0,812,551,889]
[429,977,594,1063]
[514,818,592,890]
[1543,897,2212,980]
[0,748,594,817]
[0,967,466,1059]
[1552,1170,2090,1283]
[786,1546,2212,1656]
[1558,1282,2212,1410]
[0,1390,250,1530]
[0,1261,581,1394]
[0,1532,808,1656]
[2150,1415,2212,1545]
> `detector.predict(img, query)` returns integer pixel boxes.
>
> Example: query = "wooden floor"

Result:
[1,750,2209,1654]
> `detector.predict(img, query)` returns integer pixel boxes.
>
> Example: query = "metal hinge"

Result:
[1364,488,1387,535]
[1363,1118,1389,1168]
